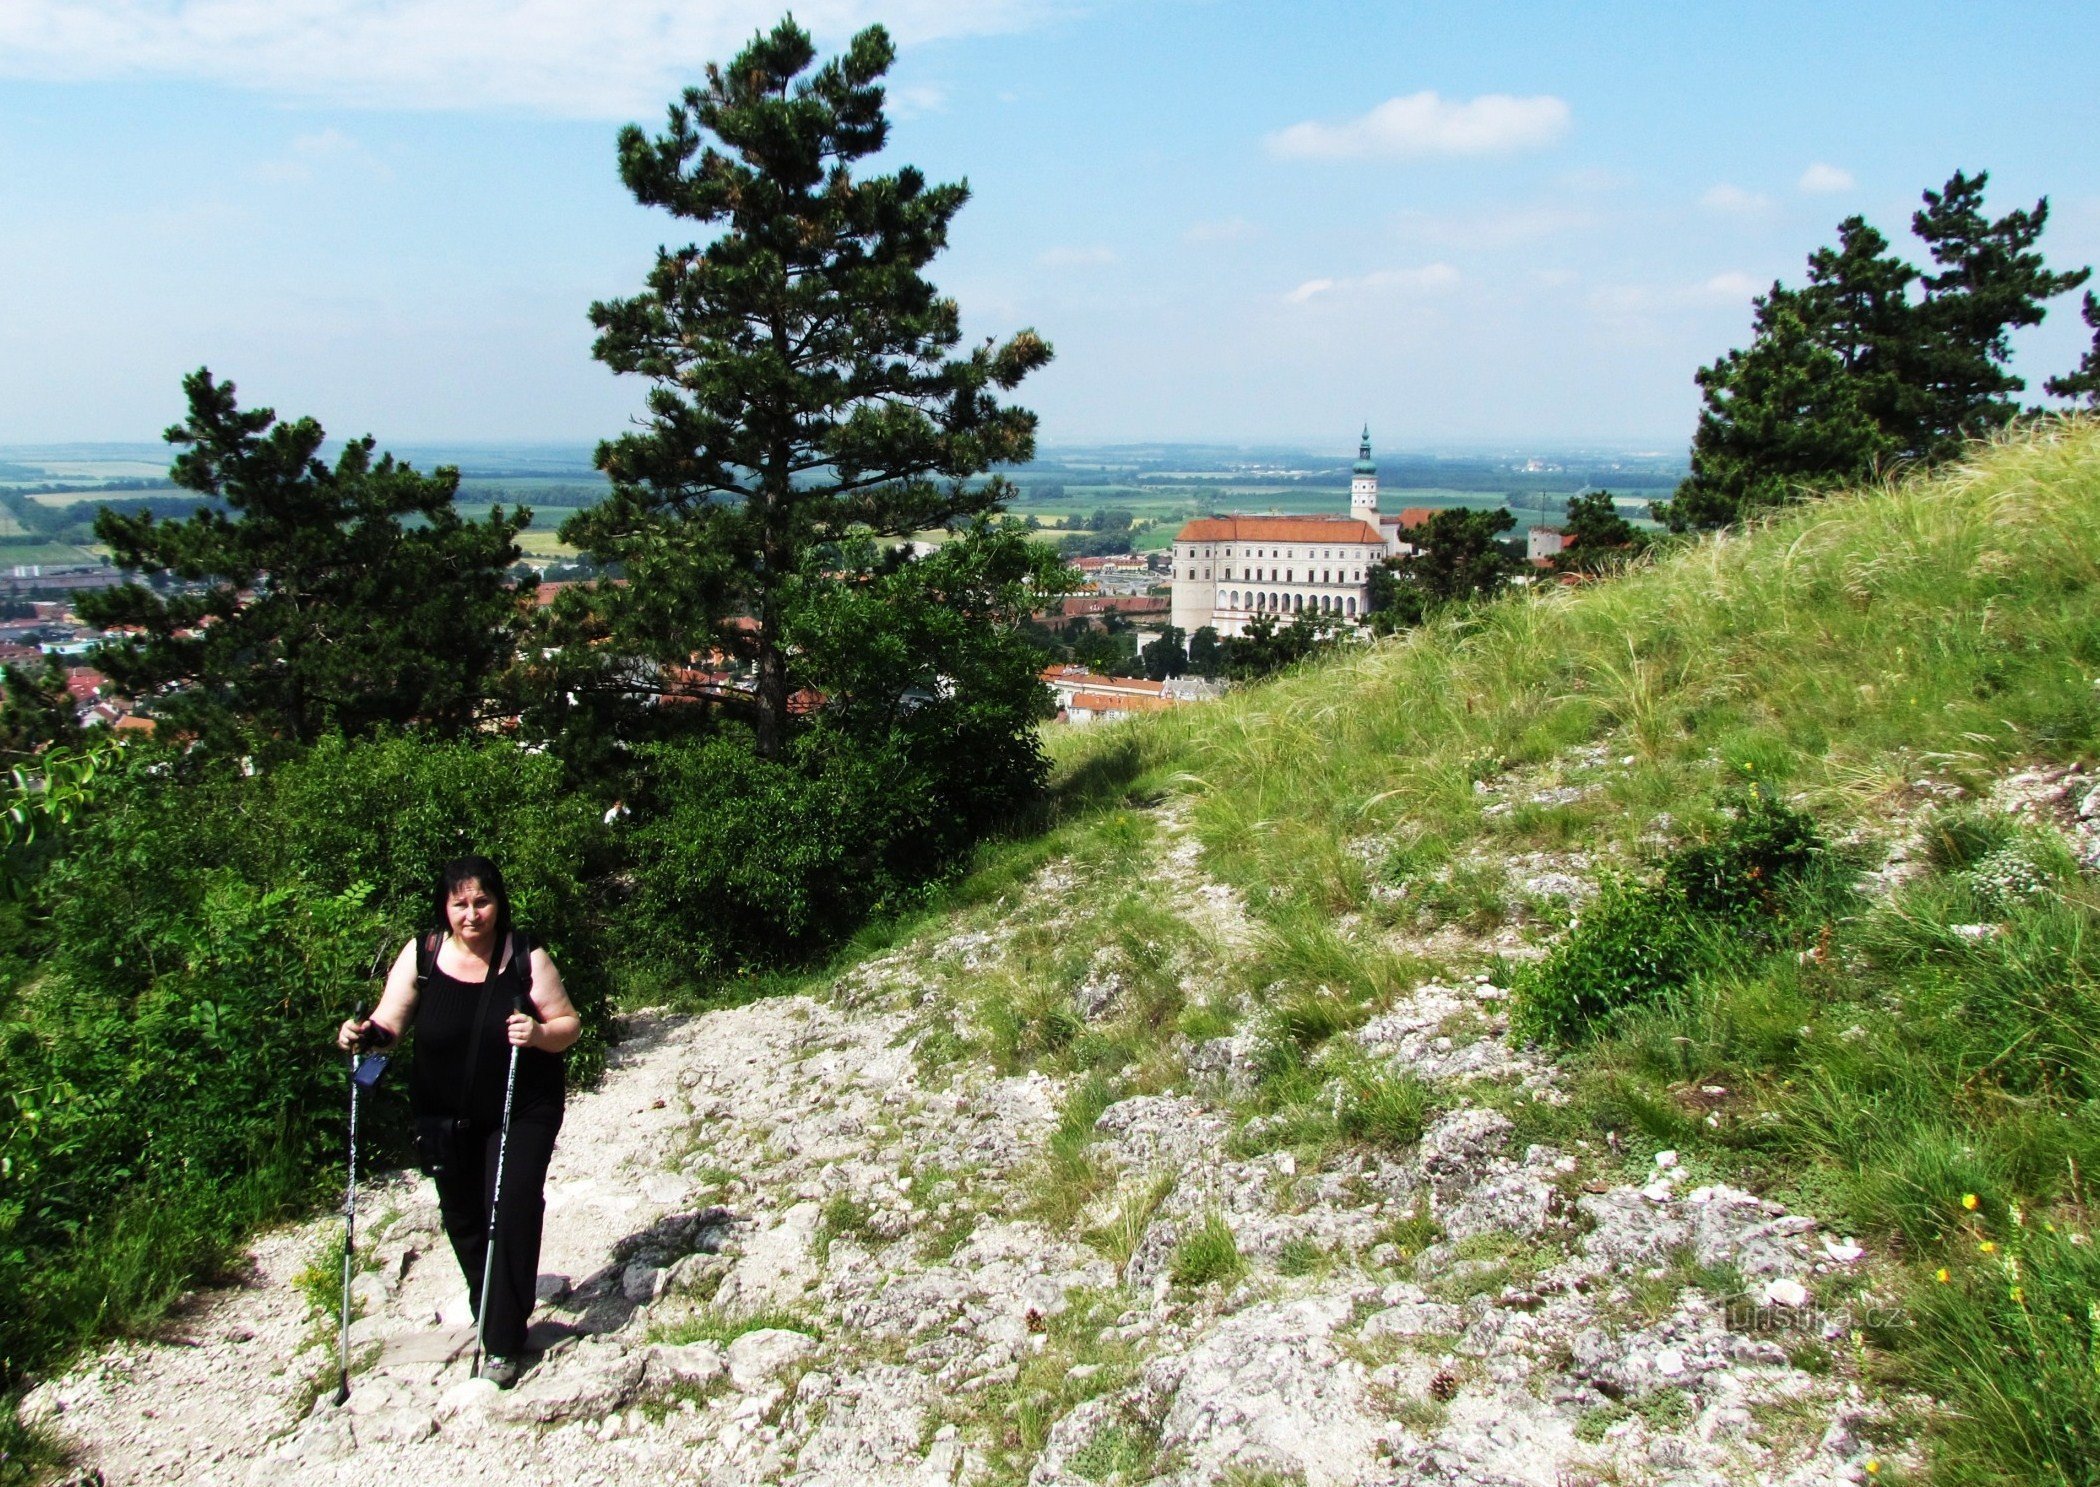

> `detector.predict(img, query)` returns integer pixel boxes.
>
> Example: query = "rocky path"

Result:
[23,809,1896,1487]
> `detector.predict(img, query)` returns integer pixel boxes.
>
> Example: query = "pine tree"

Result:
[77,370,526,748]
[1550,490,1641,574]
[568,18,1050,760]
[1667,171,2091,530]
[1661,295,1894,530]
[0,658,84,762]
[1405,507,1518,602]
[1909,170,2090,455]
[2044,292,2100,408]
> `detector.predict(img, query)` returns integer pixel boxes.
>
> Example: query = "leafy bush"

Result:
[1,876,382,1387]
[1661,789,1824,918]
[1513,875,1712,1044]
[1516,792,1834,1044]
[617,733,923,990]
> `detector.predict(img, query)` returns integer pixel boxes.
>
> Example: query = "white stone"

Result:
[727,1328,818,1392]
[1763,1277,1811,1308]
[1654,1348,1686,1377]
[437,1377,500,1418]
[1654,1149,1680,1170]
[436,1289,473,1328]
[645,1341,728,1393]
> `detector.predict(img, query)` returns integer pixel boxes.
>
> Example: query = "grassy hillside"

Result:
[917,418,2100,1484]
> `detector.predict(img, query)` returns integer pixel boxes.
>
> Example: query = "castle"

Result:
[1169,430,1416,638]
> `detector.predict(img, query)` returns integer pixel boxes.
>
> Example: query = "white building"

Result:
[1170,429,1411,638]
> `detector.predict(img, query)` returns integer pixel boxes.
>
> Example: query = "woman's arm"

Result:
[335,939,421,1051]
[507,946,582,1053]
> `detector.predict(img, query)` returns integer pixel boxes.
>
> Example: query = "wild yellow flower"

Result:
[1866,1462,1882,1477]
[1935,1267,1951,1283]
[1962,1193,1980,1210]
[2010,1286,2025,1302]
[1979,1240,1998,1254]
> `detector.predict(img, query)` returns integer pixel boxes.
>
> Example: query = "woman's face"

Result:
[446,880,498,945]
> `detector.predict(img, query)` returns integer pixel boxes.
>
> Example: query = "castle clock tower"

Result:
[1350,426,1378,517]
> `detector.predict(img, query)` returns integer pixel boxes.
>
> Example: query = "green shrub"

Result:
[1660,787,1825,919]
[1513,875,1711,1044]
[619,729,994,993]
[0,875,383,1388]
[1337,1066,1438,1147]
[1168,1211,1245,1288]
[1516,790,1836,1045]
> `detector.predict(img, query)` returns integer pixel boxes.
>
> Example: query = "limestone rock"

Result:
[487,1343,645,1424]
[643,1341,727,1393]
[1144,1295,1385,1486]
[1416,1107,1514,1200]
[727,1328,818,1392]
[713,1203,819,1312]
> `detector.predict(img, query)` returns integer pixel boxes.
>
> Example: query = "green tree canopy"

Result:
[1140,624,1187,681]
[1404,506,1518,604]
[1550,490,1643,575]
[77,370,527,749]
[2046,292,2100,408]
[567,17,1051,759]
[0,659,84,763]
[1665,170,2091,530]
[1186,625,1224,680]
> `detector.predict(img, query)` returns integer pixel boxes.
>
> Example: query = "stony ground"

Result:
[22,800,1900,1487]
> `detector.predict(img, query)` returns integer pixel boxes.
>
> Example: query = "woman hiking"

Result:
[336,856,581,1387]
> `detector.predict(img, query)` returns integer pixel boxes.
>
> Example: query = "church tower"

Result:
[1350,426,1378,517]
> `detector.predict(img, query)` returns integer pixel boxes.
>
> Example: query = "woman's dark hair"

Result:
[433,855,513,951]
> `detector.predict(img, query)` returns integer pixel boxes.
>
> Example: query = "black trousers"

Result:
[434,1108,562,1358]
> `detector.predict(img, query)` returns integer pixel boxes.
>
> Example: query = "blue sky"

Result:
[2,0,2096,451]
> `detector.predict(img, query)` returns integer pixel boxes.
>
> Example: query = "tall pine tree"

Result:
[79,370,527,748]
[2044,292,2100,408]
[1909,170,2090,456]
[1666,171,2091,529]
[568,18,1050,759]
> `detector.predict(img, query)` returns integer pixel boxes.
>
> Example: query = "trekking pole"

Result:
[335,1002,365,1407]
[474,986,531,1380]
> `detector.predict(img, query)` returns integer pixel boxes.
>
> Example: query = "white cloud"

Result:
[1701,271,1762,298]
[0,1,1068,117]
[1038,245,1117,267]
[1185,217,1257,244]
[889,83,948,119]
[253,127,392,184]
[1286,263,1460,303]
[1700,183,1771,215]
[1266,91,1569,161]
[1799,162,1856,194]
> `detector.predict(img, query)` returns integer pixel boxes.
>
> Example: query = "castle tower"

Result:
[1350,425,1378,516]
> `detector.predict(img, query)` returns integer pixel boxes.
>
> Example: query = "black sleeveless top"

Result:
[409,932,565,1125]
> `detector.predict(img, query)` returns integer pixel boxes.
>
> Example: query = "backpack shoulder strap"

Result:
[414,931,439,992]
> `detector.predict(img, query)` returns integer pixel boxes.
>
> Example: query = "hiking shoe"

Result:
[478,1354,523,1388]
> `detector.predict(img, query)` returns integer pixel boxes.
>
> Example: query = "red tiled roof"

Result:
[1175,516,1384,544]
[1041,665,1167,698]
[1066,691,1176,713]
[1055,595,1168,617]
